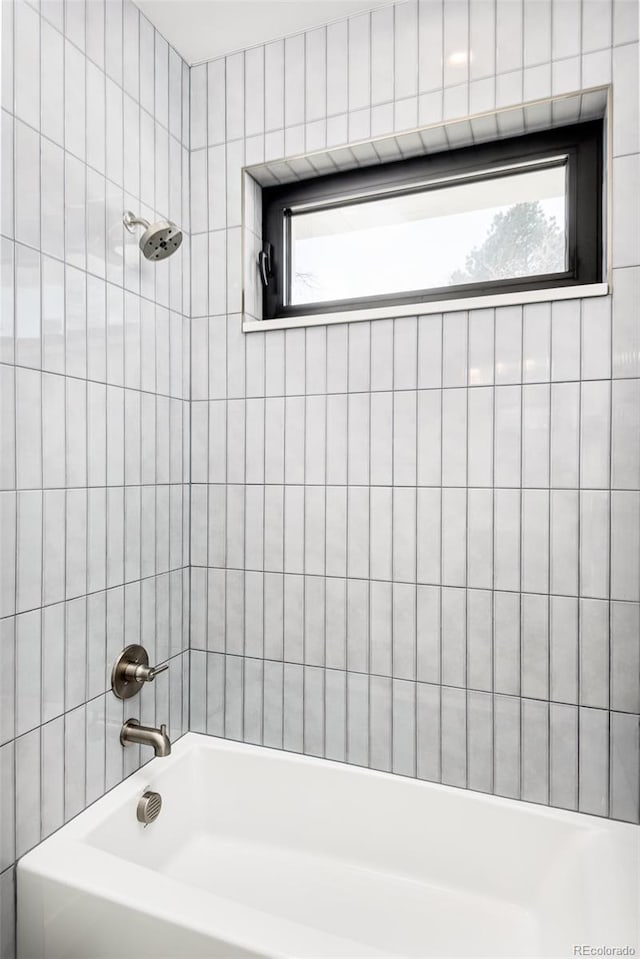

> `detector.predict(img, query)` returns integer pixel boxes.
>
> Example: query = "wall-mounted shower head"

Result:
[123,210,183,261]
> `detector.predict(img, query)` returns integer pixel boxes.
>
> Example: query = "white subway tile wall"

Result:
[0,0,190,954]
[186,0,640,859]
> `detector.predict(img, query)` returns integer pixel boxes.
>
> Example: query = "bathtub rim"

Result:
[18,731,640,849]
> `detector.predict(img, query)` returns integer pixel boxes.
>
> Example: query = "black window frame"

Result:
[260,120,603,321]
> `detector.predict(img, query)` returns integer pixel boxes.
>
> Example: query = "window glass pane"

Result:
[289,163,567,305]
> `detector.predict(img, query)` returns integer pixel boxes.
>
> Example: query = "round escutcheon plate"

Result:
[111,644,150,700]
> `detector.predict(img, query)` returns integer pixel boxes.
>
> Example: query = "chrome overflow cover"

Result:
[137,790,162,826]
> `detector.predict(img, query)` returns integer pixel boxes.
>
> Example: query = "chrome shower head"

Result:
[123,210,183,261]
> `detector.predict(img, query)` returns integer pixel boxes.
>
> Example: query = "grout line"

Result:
[183,648,639,716]
[437,313,443,784]
[517,305,525,803]
[260,331,268,746]
[300,333,307,754]
[412,316,419,778]
[8,350,640,400]
[367,324,373,771]
[464,309,470,791]
[60,0,70,836]
[4,563,639,627]
[489,308,497,796]
[9,0,19,876]
[80,0,90,816]
[546,328,553,806]
[37,1,47,837]
[575,301,585,813]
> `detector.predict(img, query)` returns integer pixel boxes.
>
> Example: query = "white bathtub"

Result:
[18,733,639,959]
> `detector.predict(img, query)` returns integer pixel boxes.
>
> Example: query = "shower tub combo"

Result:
[18,734,638,958]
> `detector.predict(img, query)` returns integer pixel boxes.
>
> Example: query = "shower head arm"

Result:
[122,211,183,261]
[123,210,151,234]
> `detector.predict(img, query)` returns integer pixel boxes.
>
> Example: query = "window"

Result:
[259,120,603,321]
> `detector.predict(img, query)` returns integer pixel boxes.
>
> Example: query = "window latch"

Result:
[258,243,273,288]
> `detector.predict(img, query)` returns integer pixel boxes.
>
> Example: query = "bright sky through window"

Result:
[290,164,567,305]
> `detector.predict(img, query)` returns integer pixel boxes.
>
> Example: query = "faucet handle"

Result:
[129,660,169,684]
[147,662,169,682]
[111,645,169,700]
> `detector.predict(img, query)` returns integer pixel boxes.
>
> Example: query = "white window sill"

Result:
[242,283,609,333]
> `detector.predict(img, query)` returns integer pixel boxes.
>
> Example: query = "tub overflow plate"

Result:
[137,790,162,825]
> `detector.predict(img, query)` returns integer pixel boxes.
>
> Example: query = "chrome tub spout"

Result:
[120,719,171,757]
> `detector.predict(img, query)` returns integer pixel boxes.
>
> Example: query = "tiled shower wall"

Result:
[188,0,640,827]
[0,0,191,954]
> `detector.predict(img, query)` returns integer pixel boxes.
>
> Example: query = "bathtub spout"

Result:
[120,719,172,757]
